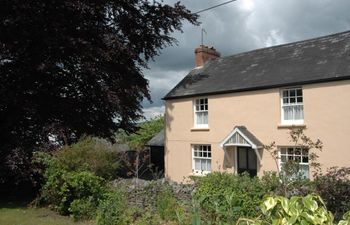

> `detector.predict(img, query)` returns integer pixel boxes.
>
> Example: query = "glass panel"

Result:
[201,159,206,170]
[283,90,289,97]
[297,97,303,103]
[248,149,257,170]
[280,148,286,154]
[300,164,309,178]
[297,89,302,96]
[288,156,294,161]
[195,159,201,170]
[203,112,208,124]
[203,152,207,157]
[238,148,247,169]
[290,97,296,103]
[290,89,296,96]
[295,148,301,155]
[302,156,309,163]
[281,155,286,162]
[302,149,308,156]
[295,156,301,163]
[208,152,211,157]
[283,98,289,104]
[207,160,211,171]
[194,151,198,157]
[288,148,294,154]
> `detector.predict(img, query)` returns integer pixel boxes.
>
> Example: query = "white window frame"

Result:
[192,144,212,175]
[278,146,309,178]
[194,98,208,128]
[280,87,304,125]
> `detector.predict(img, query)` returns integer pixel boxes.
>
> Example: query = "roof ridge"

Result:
[221,29,350,60]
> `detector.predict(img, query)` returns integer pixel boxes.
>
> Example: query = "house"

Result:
[163,30,350,182]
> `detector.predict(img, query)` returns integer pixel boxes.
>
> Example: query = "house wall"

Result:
[164,80,350,182]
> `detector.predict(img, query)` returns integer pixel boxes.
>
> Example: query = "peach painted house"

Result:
[163,31,350,182]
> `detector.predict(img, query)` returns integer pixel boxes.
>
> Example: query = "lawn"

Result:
[0,200,94,225]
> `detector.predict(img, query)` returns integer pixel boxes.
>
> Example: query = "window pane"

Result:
[288,148,294,154]
[300,164,309,178]
[203,112,208,124]
[290,89,296,96]
[280,148,286,154]
[207,160,211,171]
[283,90,289,97]
[297,97,303,103]
[297,89,302,96]
[302,156,309,163]
[295,105,304,120]
[195,159,201,170]
[281,155,286,162]
[290,97,296,103]
[295,156,301,163]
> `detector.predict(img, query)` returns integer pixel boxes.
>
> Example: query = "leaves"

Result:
[0,0,198,185]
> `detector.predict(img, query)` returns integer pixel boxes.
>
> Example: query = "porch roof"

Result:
[220,126,263,149]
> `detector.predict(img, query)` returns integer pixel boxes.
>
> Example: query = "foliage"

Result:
[238,195,350,225]
[69,197,97,221]
[314,167,350,221]
[0,0,198,187]
[263,128,322,197]
[55,136,119,180]
[38,155,105,216]
[96,190,128,225]
[194,172,271,223]
[125,115,165,150]
[156,186,179,221]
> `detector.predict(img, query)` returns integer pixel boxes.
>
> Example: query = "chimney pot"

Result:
[195,45,220,67]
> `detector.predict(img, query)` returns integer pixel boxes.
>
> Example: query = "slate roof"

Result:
[164,30,350,100]
[146,129,164,147]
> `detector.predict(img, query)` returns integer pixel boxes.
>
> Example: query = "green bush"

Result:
[194,172,270,223]
[96,190,128,225]
[69,197,98,221]
[56,136,119,180]
[156,186,178,221]
[239,195,350,225]
[39,162,105,216]
[314,167,350,221]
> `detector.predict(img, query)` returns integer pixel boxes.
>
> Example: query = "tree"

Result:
[0,1,198,186]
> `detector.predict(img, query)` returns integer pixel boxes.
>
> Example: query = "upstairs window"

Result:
[192,145,211,174]
[281,88,304,124]
[194,98,208,127]
[279,147,309,178]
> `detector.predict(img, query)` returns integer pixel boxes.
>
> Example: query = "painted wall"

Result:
[165,80,350,182]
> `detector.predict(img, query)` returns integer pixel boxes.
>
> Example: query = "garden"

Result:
[2,133,348,225]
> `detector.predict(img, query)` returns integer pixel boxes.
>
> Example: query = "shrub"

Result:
[96,190,128,225]
[69,197,98,221]
[238,194,335,225]
[156,186,178,221]
[314,167,350,221]
[194,172,270,223]
[56,136,119,180]
[39,164,105,216]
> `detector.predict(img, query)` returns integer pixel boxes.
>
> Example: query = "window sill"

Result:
[277,124,306,129]
[191,127,210,132]
[191,171,211,176]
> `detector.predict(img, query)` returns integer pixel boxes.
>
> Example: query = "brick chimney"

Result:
[195,45,221,68]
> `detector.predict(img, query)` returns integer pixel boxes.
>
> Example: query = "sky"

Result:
[141,0,350,119]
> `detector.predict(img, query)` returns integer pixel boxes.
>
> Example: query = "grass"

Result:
[0,199,95,225]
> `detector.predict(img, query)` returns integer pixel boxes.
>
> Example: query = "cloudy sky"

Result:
[141,0,350,119]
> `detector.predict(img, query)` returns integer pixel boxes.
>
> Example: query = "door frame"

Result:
[235,146,258,176]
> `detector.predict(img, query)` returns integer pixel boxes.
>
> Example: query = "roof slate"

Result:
[146,129,164,147]
[164,31,350,100]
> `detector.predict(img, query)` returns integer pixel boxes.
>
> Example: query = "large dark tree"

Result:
[0,0,198,186]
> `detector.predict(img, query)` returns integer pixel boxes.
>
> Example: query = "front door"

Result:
[237,147,257,177]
